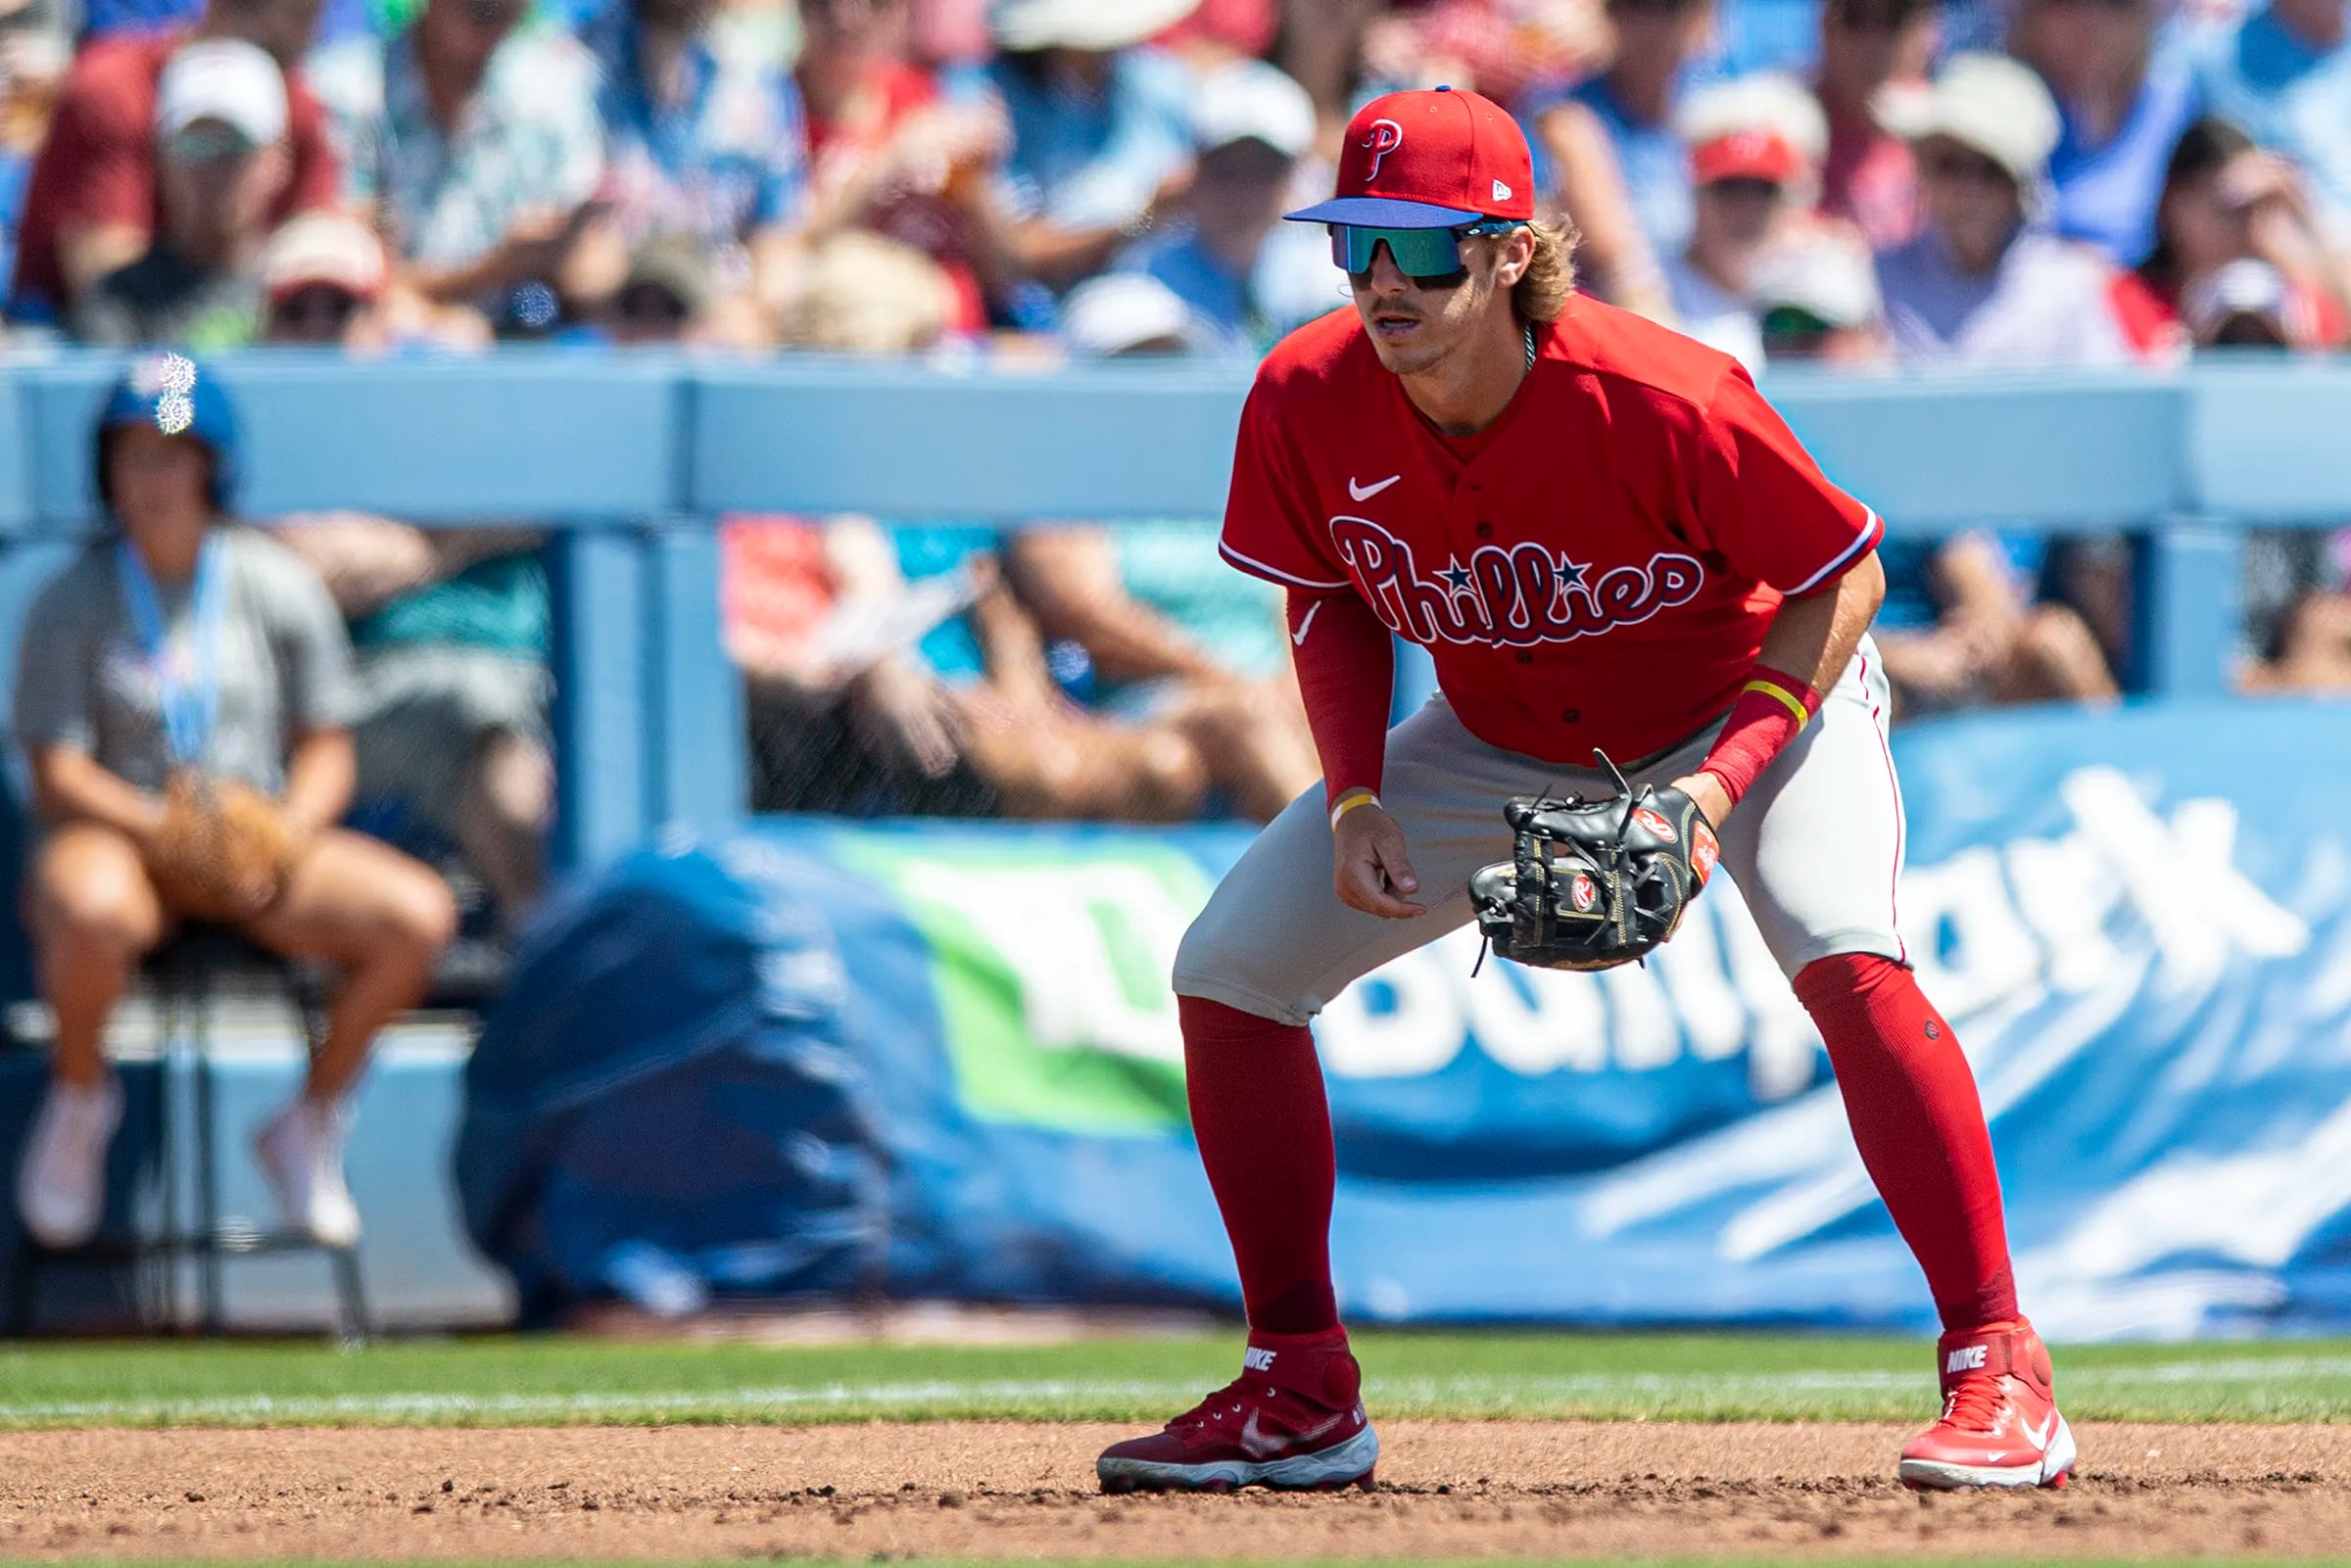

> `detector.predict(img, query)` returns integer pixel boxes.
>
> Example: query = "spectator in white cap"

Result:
[1751,228,1887,363]
[258,211,385,345]
[2183,256,2310,347]
[1058,270,1209,356]
[983,0,1201,294]
[1665,72,1828,372]
[9,0,341,323]
[1112,58,1331,356]
[71,37,290,346]
[1872,52,2132,365]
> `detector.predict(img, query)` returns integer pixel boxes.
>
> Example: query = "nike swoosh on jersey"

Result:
[1348,474,1401,501]
[1290,600,1324,645]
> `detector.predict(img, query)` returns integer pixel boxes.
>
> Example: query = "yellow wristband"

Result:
[1742,678,1812,729]
[1329,790,1382,831]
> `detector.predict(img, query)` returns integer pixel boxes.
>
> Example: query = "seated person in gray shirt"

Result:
[11,356,456,1253]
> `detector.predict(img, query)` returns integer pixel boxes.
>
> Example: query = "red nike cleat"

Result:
[1899,1319,2076,1491]
[1097,1329,1379,1494]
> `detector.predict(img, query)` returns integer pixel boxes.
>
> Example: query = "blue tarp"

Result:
[458,698,2351,1339]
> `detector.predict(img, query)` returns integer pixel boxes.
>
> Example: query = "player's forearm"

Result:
[1287,590,1393,808]
[30,747,163,841]
[279,730,357,839]
[1697,551,1886,813]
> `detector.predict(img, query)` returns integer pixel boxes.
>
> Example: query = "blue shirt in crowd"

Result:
[985,47,1193,233]
[1564,76,1694,263]
[2046,45,2203,265]
[586,9,806,253]
[2193,2,2351,227]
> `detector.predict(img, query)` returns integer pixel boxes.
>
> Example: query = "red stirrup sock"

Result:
[1793,954,2020,1331]
[1178,994,1341,1336]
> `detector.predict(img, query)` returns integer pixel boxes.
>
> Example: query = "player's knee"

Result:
[1171,892,1278,1010]
[1791,951,1903,1014]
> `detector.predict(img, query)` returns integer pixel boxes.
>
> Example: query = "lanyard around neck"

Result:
[116,531,226,769]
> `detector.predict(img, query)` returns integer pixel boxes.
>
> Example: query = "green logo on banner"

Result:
[839,839,1212,1135]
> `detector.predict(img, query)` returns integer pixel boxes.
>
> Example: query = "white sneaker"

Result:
[17,1076,123,1248]
[253,1099,360,1247]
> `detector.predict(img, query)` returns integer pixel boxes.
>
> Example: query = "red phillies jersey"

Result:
[1221,297,1883,765]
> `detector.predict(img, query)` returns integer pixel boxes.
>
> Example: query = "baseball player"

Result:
[1096,87,2070,1496]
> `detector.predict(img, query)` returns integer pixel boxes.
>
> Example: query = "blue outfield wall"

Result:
[0,352,2348,878]
[460,697,2351,1341]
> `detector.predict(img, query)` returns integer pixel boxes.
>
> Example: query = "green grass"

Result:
[3,1331,2351,1428]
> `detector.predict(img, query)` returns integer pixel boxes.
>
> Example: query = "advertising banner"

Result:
[465,700,2351,1338]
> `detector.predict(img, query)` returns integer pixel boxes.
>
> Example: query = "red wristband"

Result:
[1699,665,1824,807]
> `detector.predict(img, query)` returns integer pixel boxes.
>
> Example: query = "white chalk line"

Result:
[0,1357,2347,1423]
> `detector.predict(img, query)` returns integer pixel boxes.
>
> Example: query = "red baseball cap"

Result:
[1286,85,1537,229]
[1692,128,1806,186]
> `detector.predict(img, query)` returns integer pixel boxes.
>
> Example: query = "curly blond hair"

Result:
[1512,219,1579,324]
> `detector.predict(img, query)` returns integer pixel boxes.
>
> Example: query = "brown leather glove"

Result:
[145,770,298,923]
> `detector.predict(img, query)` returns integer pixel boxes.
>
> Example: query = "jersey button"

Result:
[1560,709,1581,723]
[1516,653,1533,665]
[1476,523,1494,539]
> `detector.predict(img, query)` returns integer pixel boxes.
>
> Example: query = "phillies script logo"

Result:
[1362,119,1404,181]
[1328,517,1705,648]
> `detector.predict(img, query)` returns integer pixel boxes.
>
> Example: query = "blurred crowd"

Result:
[0,0,2344,873]
[0,0,2344,366]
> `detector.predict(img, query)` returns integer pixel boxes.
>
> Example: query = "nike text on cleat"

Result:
[1098,1333,1378,1494]
[1899,1320,2075,1491]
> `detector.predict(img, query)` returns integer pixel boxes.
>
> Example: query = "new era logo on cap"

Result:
[1287,85,1537,229]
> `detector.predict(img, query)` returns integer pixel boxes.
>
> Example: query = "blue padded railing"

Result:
[0,352,2346,880]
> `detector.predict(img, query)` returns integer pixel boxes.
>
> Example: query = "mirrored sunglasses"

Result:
[1329,219,1523,284]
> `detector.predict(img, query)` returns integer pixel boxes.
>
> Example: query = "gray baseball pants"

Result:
[1173,639,1906,1024]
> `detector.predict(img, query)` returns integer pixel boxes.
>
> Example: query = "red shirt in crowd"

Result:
[2108,267,2348,358]
[1221,298,1884,766]
[1819,102,1918,251]
[801,59,986,333]
[10,30,340,316]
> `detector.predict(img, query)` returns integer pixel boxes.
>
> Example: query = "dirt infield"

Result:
[0,1421,2345,1559]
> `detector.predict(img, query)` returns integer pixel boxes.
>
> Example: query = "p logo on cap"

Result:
[1287,86,1537,229]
